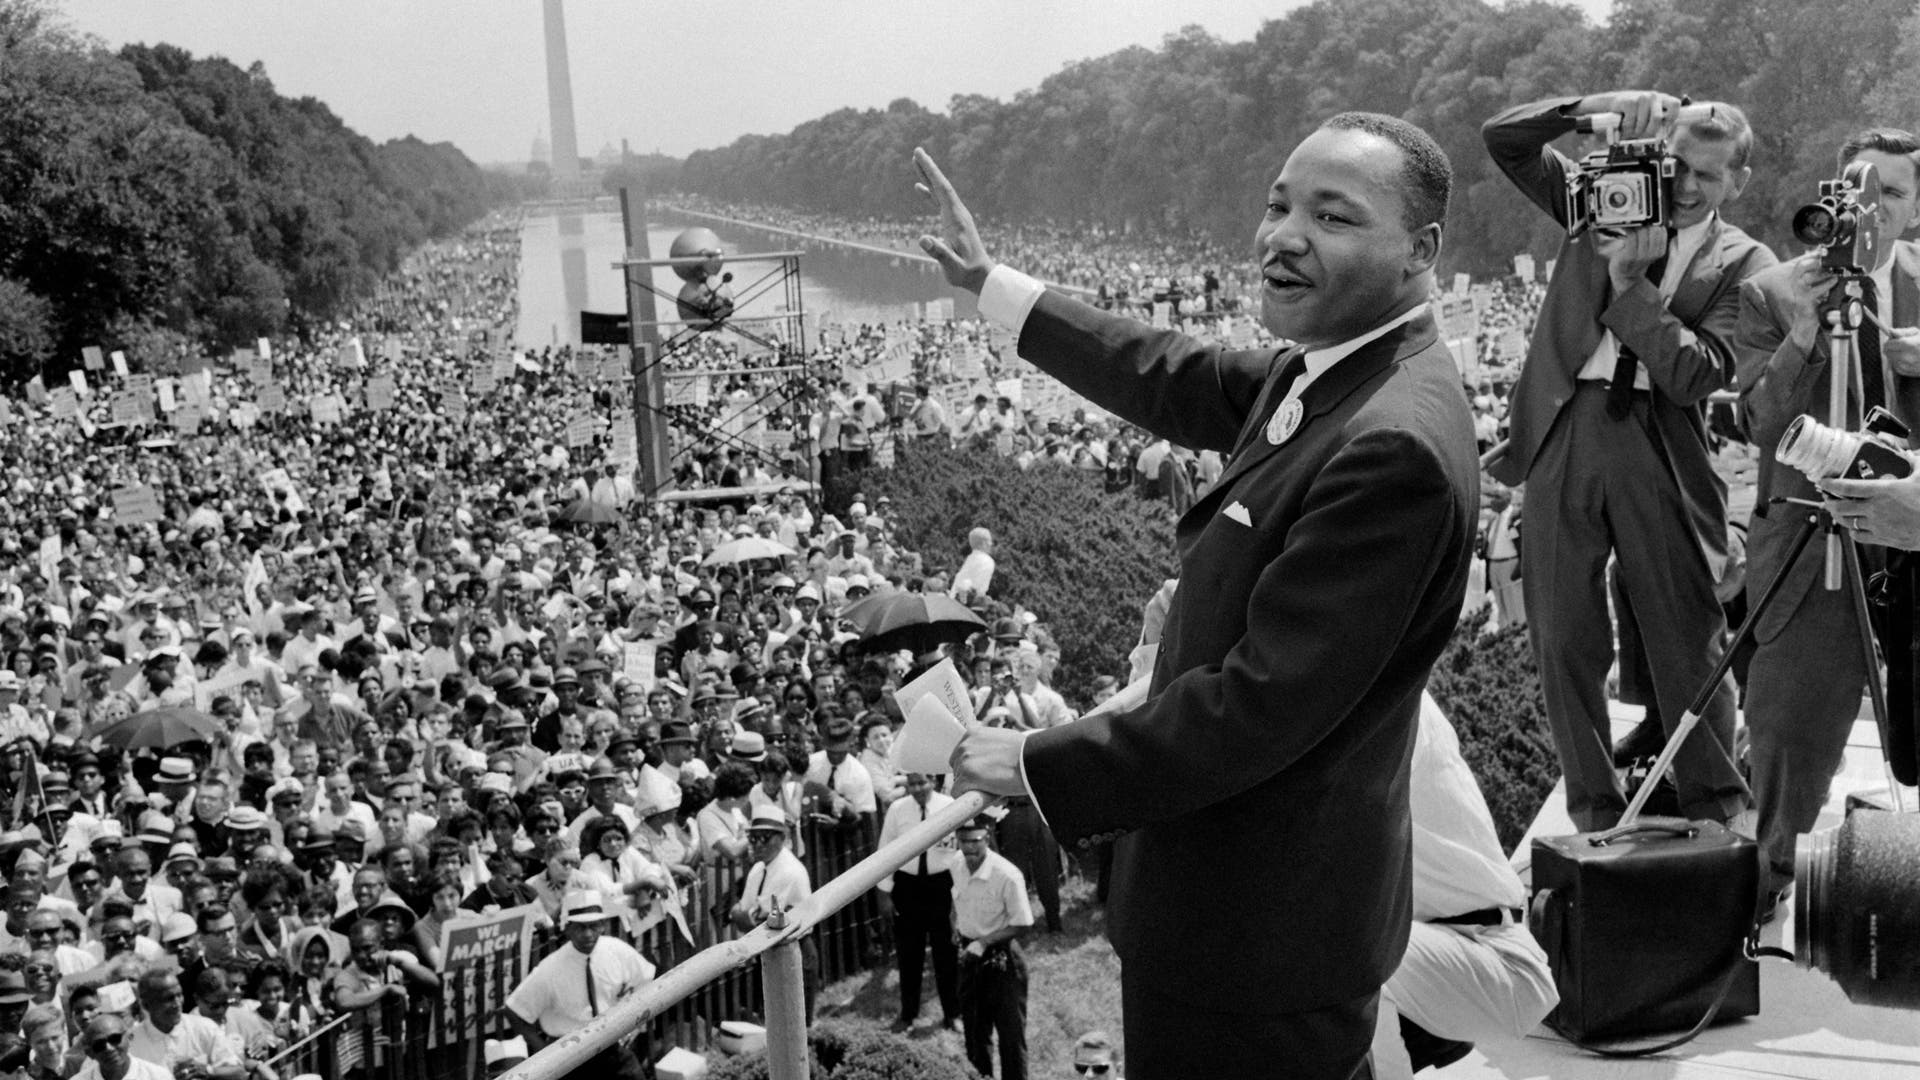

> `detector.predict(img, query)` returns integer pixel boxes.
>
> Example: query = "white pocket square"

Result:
[1224,501,1252,527]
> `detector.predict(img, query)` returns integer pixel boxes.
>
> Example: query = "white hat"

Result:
[561,889,609,925]
[748,805,788,833]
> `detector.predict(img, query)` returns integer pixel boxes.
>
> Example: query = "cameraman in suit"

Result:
[1483,91,1772,831]
[922,110,1480,1080]
[1736,128,1920,915]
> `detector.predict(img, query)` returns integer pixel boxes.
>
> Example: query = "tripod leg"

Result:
[1840,540,1911,813]
[1621,512,1824,826]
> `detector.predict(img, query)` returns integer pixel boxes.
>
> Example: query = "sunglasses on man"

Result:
[1071,1065,1111,1076]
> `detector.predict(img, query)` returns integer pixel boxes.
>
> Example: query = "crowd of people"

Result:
[0,165,1572,1079]
[0,191,1156,1079]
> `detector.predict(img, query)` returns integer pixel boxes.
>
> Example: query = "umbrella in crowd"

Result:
[840,592,985,655]
[703,536,795,566]
[91,707,223,751]
[556,498,621,526]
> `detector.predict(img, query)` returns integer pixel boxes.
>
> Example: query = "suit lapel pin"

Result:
[1266,398,1303,445]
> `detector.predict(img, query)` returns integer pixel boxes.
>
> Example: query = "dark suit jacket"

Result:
[1482,97,1777,573]
[1735,242,1920,640]
[1016,291,1479,1012]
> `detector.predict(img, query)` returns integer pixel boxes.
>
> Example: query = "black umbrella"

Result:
[840,592,986,655]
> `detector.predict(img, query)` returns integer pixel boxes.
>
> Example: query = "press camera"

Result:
[1793,160,1883,274]
[1560,104,1717,238]
[1776,408,1914,483]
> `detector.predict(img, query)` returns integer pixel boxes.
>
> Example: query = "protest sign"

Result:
[1453,272,1471,295]
[1498,327,1527,362]
[82,346,104,371]
[471,365,497,394]
[111,351,129,378]
[259,384,287,414]
[993,377,1023,407]
[366,376,396,411]
[111,485,164,525]
[622,641,656,693]
[171,407,202,436]
[1513,253,1536,282]
[892,659,975,774]
[256,337,272,361]
[311,395,343,426]
[0,399,11,426]
[68,370,88,396]
[442,393,469,423]
[1439,295,1478,342]
[49,388,78,420]
[156,379,176,413]
[565,415,598,449]
[434,905,537,1050]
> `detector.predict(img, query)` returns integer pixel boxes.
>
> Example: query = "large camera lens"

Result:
[1794,809,1920,1007]
[1794,202,1839,246]
[1604,188,1634,212]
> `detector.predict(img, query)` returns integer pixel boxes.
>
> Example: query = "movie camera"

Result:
[1560,104,1718,238]
[1776,407,1914,484]
[1793,160,1883,274]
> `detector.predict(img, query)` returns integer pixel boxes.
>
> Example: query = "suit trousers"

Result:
[1745,544,1873,892]
[995,801,1062,930]
[959,946,1028,1080]
[1521,385,1750,830]
[1122,976,1377,1080]
[890,868,958,1022]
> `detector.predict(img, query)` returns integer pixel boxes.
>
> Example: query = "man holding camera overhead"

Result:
[1735,129,1920,915]
[1484,92,1771,831]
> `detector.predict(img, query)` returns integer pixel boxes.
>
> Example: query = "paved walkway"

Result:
[1430,704,1920,1079]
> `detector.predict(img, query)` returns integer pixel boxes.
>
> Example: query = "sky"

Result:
[57,0,1617,168]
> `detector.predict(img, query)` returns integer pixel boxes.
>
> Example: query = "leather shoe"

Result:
[1399,1015,1472,1072]
[1611,714,1666,767]
[889,1016,915,1033]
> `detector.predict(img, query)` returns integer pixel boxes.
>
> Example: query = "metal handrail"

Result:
[501,788,994,1080]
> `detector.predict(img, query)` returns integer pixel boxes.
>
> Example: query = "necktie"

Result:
[584,947,598,1018]
[1607,242,1673,420]
[916,801,928,876]
[1858,277,1886,418]
[1235,349,1307,458]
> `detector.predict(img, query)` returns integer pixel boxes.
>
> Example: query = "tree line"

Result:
[0,1,519,381]
[676,0,1920,277]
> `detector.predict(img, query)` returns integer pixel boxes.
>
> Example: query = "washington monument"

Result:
[542,0,580,181]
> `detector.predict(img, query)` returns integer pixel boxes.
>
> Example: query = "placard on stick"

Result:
[111,484,164,525]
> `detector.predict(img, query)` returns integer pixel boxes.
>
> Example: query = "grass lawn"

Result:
[815,874,1124,1077]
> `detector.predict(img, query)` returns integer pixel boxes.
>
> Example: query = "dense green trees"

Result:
[0,1,505,382]
[678,0,1920,275]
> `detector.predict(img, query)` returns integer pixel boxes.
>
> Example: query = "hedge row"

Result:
[827,444,1178,705]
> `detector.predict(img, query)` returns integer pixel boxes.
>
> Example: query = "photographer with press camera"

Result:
[1483,91,1772,832]
[1735,128,1920,918]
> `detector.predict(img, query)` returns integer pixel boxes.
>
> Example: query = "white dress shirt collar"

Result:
[1293,302,1432,393]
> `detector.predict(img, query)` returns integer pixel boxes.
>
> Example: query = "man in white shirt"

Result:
[951,817,1034,1080]
[950,527,996,602]
[75,1013,172,1080]
[1371,694,1558,1076]
[128,969,245,1079]
[875,773,960,1032]
[506,890,654,1080]
[805,717,877,818]
[730,806,817,1018]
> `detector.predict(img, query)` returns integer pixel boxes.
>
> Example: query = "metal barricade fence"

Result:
[267,814,890,1079]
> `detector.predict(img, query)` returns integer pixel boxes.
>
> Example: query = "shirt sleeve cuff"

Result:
[1016,730,1052,833]
[978,265,1046,341]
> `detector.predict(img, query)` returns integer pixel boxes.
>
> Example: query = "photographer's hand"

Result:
[913,149,996,296]
[1884,326,1920,377]
[1595,225,1668,294]
[1576,90,1684,140]
[1784,255,1839,353]
[1822,473,1920,550]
